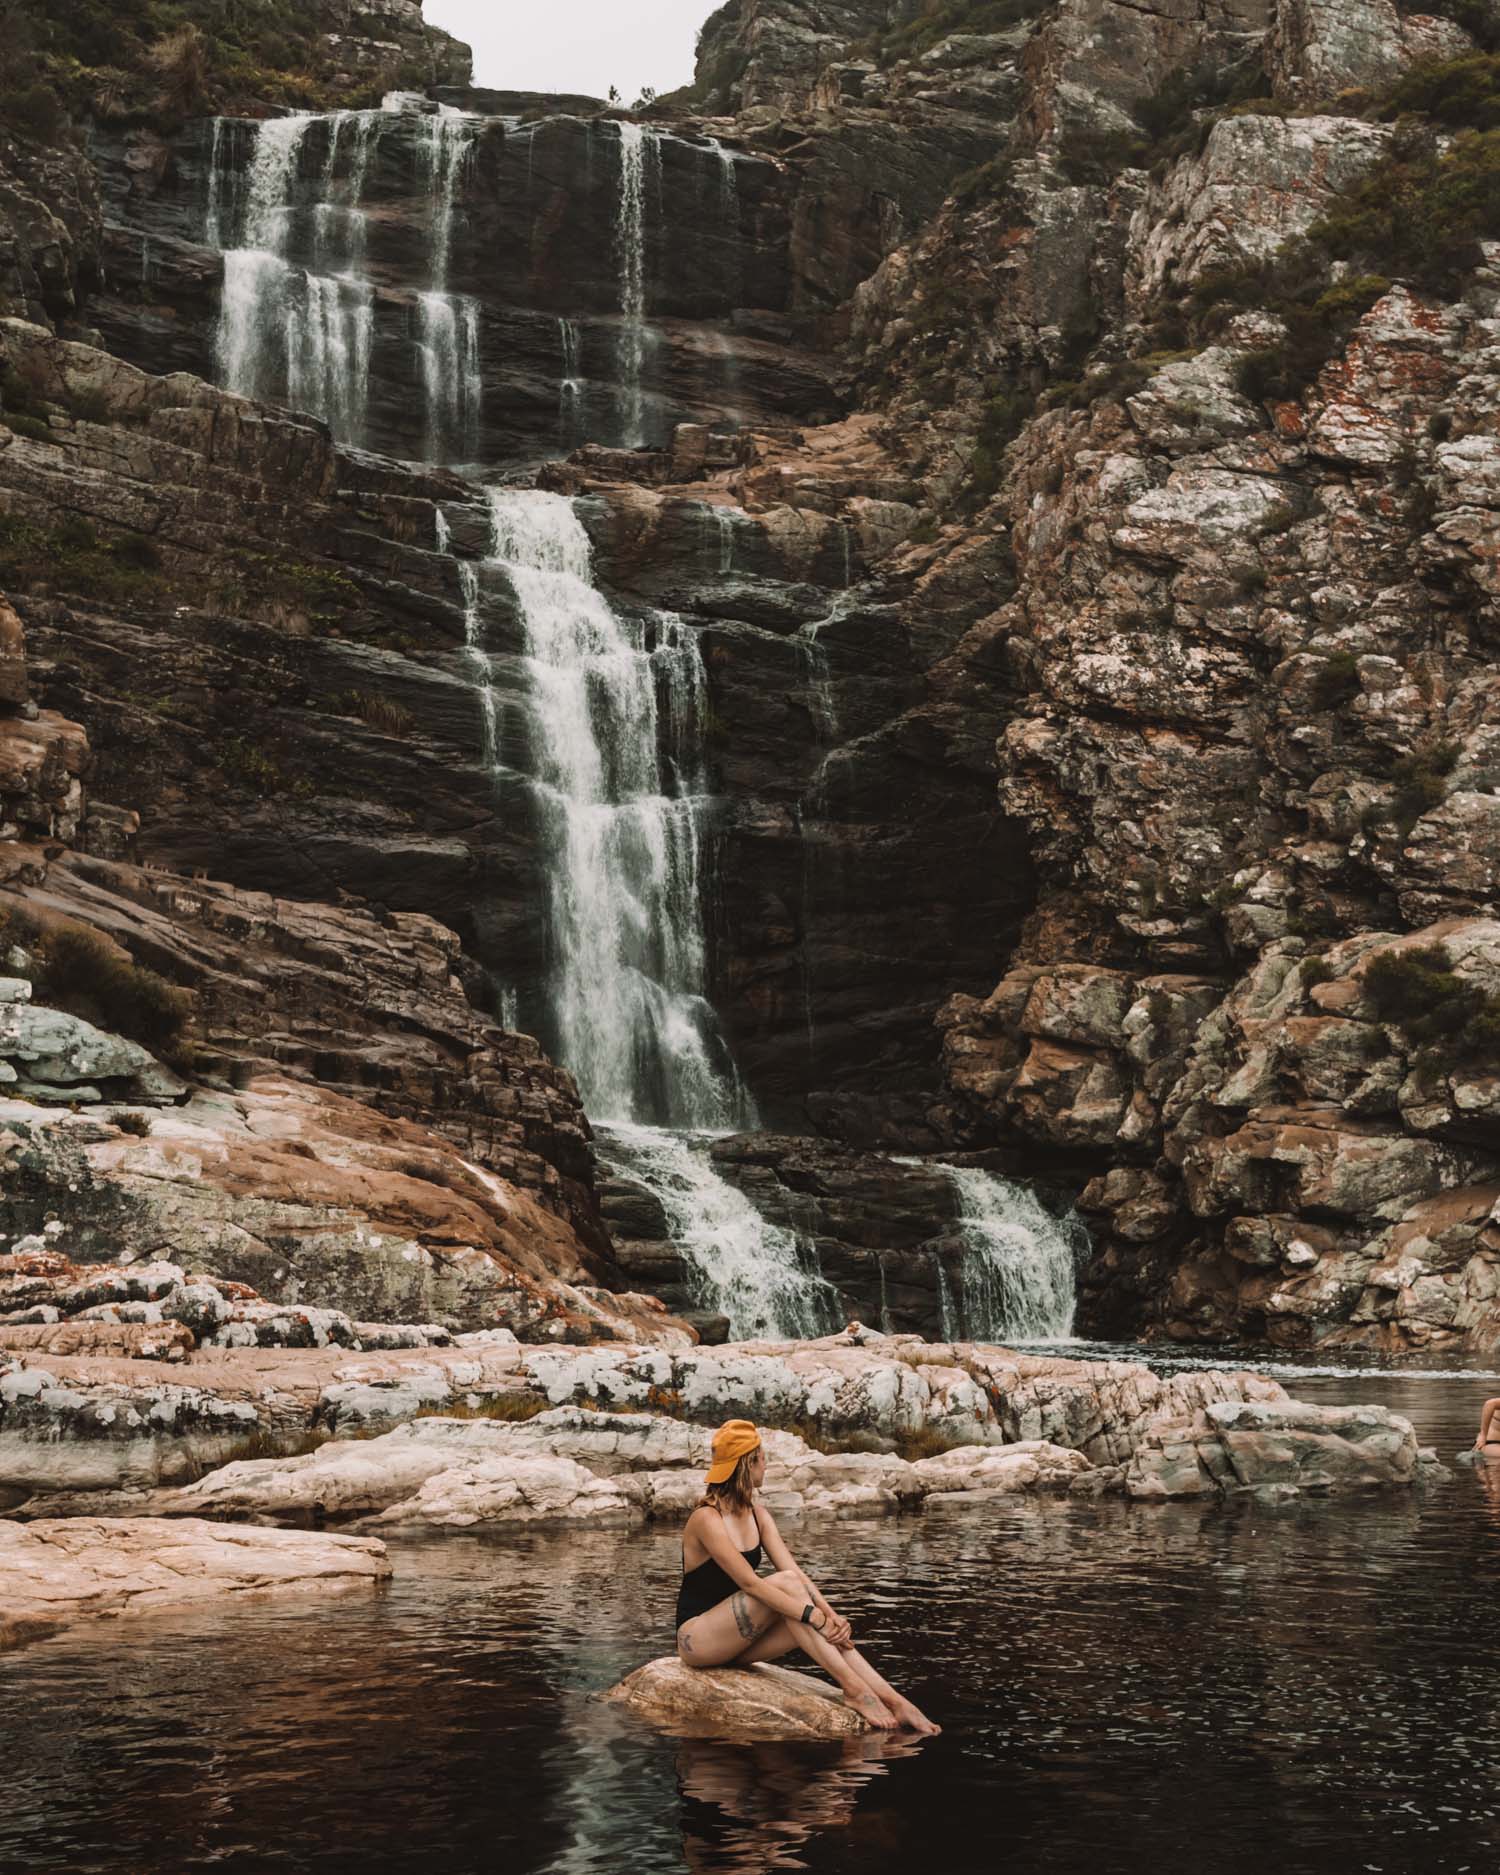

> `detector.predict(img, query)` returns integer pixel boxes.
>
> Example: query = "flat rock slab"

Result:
[0,1516,391,1651]
[603,1656,869,1740]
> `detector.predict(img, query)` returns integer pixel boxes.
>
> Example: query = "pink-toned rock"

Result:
[0,1516,390,1650]
[602,1657,868,1740]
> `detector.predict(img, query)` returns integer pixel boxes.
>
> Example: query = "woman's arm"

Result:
[695,1512,830,1626]
[754,1504,852,1646]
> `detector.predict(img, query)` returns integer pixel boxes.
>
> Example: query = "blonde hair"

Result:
[695,1448,759,1514]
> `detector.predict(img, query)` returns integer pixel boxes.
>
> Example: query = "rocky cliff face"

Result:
[4,0,1500,1356]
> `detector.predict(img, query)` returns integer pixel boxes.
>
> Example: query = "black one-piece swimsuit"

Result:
[676,1541,763,1629]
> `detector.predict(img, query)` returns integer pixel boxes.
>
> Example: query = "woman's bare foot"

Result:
[889,1696,941,1736]
[851,1692,899,1731]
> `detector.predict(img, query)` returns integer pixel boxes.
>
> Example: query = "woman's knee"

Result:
[764,1568,800,1591]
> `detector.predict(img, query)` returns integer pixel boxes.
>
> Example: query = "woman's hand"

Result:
[817,1607,852,1648]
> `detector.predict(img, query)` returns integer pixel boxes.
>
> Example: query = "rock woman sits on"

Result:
[674,1419,940,1735]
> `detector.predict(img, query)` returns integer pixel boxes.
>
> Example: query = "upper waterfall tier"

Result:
[91,107,847,467]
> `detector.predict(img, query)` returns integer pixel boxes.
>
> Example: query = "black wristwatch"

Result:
[802,1603,823,1628]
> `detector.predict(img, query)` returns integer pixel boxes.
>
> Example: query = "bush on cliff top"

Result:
[1362,943,1500,1063]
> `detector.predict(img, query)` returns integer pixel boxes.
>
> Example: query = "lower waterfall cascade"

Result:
[600,1125,841,1342]
[941,1166,1086,1342]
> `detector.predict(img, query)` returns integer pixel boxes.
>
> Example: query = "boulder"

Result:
[0,1516,390,1651]
[602,1657,868,1740]
[1125,1399,1421,1499]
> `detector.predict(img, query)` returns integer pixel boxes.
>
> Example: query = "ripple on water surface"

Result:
[6,1371,1500,1874]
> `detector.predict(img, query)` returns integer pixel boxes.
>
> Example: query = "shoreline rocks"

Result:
[0,1516,390,1652]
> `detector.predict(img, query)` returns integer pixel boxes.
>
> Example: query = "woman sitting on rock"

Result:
[674,1419,940,1735]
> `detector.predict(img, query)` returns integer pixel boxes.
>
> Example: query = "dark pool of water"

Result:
[6,1368,1500,1875]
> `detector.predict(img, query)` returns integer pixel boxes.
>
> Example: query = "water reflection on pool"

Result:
[4,1365,1500,1874]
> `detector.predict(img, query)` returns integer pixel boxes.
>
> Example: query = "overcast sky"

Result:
[424,2,720,103]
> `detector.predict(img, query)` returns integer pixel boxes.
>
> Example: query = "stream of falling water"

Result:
[206,101,477,456]
[941,1165,1086,1341]
[211,111,375,444]
[481,487,747,1130]
[603,1123,839,1339]
[415,107,481,463]
[615,121,650,447]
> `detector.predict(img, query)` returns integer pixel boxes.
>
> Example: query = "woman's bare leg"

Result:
[681,1598,936,1733]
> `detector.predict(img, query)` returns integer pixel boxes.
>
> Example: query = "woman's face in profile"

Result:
[750,1446,768,1486]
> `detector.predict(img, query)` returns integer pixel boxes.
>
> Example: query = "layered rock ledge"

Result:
[2,1330,1425,1517]
[0,1515,390,1652]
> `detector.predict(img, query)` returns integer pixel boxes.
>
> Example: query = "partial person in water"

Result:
[1473,1396,1500,1450]
[674,1419,941,1735]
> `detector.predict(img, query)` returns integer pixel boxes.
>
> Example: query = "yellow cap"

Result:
[706,1419,761,1484]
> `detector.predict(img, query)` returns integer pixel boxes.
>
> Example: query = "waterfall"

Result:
[943,1166,1085,1341]
[416,108,480,465]
[704,137,742,302]
[601,1124,839,1340]
[436,509,500,768]
[422,107,472,289]
[483,487,748,1130]
[417,291,481,463]
[203,117,227,249]
[708,505,740,575]
[558,318,583,444]
[210,112,375,445]
[614,121,651,447]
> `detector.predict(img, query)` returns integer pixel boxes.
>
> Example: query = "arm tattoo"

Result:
[731,1591,757,1640]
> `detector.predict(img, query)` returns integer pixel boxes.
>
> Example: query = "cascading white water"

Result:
[943,1165,1084,1341]
[210,112,375,444]
[417,291,481,462]
[703,136,742,304]
[483,486,747,1131]
[415,107,481,462]
[614,121,651,447]
[603,1123,838,1340]
[709,505,741,575]
[558,318,583,443]
[423,107,472,289]
[436,509,501,767]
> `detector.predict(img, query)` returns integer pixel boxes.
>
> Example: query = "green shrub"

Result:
[1362,943,1492,1045]
[1,412,53,443]
[1314,125,1500,298]
[1300,958,1336,991]
[216,736,290,798]
[342,690,414,737]
[1308,649,1361,709]
[1390,739,1460,830]
[31,921,191,1051]
[1232,274,1390,405]
[0,81,67,142]
[67,386,114,426]
[110,531,162,572]
[952,154,1015,208]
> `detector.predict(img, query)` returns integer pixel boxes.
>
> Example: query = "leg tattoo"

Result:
[680,1625,693,1654]
[731,1591,757,1640]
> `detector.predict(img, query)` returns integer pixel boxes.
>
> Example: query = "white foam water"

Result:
[482,486,747,1131]
[210,112,375,445]
[602,1123,839,1340]
[614,121,651,446]
[943,1165,1085,1341]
